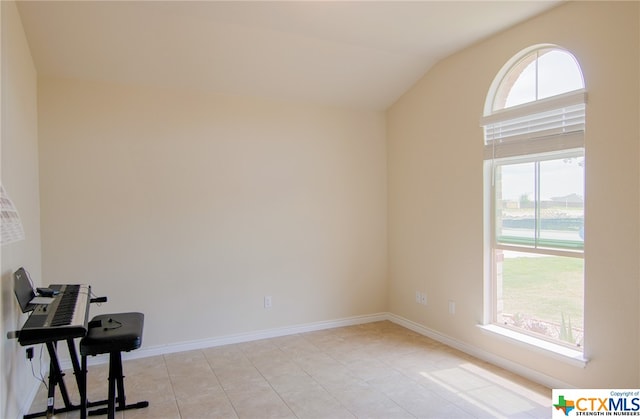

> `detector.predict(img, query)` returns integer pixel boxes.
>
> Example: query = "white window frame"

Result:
[491,148,584,252]
[480,45,588,365]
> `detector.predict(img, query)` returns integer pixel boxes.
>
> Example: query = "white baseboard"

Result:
[62,312,389,369]
[386,313,574,390]
[86,311,572,389]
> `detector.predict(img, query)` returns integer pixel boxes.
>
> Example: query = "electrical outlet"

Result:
[26,347,34,360]
[416,291,428,305]
[448,300,456,315]
[264,296,272,309]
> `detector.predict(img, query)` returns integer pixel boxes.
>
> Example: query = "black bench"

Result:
[80,312,149,419]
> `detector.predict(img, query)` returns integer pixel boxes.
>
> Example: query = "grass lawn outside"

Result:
[499,252,584,346]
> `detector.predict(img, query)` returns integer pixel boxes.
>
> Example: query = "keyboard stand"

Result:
[18,296,110,419]
[24,339,79,418]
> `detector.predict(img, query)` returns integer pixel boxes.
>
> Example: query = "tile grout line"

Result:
[245,346,301,419]
[201,348,244,419]
[161,354,183,419]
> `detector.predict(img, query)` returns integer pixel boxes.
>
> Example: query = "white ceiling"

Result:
[17,1,561,110]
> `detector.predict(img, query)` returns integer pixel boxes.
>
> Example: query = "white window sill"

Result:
[478,324,588,368]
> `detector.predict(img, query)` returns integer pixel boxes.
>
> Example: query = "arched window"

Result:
[492,48,584,111]
[482,45,586,355]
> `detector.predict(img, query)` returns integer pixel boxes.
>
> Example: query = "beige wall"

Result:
[5,2,640,416]
[1,1,42,417]
[38,78,388,348]
[387,1,640,388]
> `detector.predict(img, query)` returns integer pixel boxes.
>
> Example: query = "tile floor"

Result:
[28,321,551,418]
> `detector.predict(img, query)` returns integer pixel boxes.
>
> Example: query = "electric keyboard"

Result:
[18,284,91,346]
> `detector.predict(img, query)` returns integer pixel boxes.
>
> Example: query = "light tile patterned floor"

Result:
[28,321,551,418]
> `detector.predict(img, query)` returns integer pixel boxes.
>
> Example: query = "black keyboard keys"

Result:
[50,285,79,326]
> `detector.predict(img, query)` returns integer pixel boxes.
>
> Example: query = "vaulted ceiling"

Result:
[17,1,561,110]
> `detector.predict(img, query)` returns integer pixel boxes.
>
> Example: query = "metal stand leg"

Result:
[24,341,79,419]
[66,339,83,393]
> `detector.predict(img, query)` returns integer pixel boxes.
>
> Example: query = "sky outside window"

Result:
[504,49,584,109]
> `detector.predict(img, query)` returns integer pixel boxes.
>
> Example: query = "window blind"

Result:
[482,90,586,159]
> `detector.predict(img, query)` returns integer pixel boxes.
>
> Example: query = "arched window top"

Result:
[481,45,587,157]
[485,45,585,115]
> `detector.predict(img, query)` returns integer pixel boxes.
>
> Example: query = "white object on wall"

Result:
[1,184,25,245]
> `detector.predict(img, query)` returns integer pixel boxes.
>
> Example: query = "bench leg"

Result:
[80,355,87,419]
[107,352,118,419]
[87,351,149,417]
